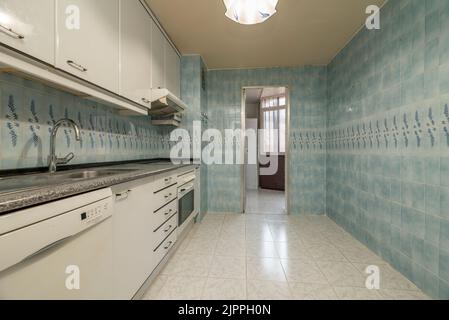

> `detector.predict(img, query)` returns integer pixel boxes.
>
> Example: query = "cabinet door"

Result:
[165,41,180,97]
[56,0,119,93]
[119,0,151,106]
[0,0,55,64]
[113,183,157,299]
[151,21,165,90]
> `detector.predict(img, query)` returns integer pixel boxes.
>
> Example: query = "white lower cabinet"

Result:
[112,174,178,299]
[152,199,177,233]
[153,228,177,267]
[113,180,158,299]
[151,212,177,251]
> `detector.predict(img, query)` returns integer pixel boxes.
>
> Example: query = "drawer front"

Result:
[153,174,177,193]
[152,214,178,251]
[177,170,195,186]
[153,200,177,231]
[153,185,177,208]
[153,229,177,263]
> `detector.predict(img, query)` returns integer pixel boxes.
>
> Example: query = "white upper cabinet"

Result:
[151,20,181,98]
[0,0,55,64]
[0,0,182,112]
[55,0,119,93]
[119,0,152,106]
[165,40,180,98]
[151,21,165,91]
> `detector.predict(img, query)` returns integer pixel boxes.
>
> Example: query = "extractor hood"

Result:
[149,88,187,116]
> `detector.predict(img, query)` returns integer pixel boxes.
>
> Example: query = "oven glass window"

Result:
[179,190,194,226]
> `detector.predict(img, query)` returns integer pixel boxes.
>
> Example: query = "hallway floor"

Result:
[143,213,429,300]
[245,189,286,215]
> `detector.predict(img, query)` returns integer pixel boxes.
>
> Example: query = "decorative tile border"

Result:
[0,74,171,170]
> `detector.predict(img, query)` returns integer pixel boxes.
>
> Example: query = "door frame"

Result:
[241,86,291,214]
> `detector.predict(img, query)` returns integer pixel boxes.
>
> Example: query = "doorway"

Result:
[242,87,289,215]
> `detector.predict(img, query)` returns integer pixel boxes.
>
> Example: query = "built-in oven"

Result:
[177,171,196,233]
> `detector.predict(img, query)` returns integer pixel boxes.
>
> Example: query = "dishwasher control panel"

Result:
[80,197,113,226]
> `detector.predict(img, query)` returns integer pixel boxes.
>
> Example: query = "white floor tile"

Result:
[281,259,328,284]
[317,261,366,287]
[245,189,286,215]
[246,241,279,258]
[156,276,207,300]
[202,278,247,300]
[289,282,338,300]
[274,241,312,260]
[215,238,246,257]
[142,213,429,300]
[247,280,292,300]
[247,257,287,282]
[333,286,383,300]
[209,256,247,279]
[161,254,213,277]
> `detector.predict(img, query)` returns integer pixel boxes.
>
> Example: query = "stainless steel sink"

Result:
[0,168,139,194]
[56,169,134,180]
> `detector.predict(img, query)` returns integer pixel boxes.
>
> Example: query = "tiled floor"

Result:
[245,189,286,215]
[143,213,429,300]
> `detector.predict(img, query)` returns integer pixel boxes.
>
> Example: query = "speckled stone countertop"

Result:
[0,162,195,215]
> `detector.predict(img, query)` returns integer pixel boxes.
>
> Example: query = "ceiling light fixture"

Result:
[223,0,278,25]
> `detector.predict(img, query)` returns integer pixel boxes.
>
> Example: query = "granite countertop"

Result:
[0,161,196,215]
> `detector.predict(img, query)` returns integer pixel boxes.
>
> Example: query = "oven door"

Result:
[178,181,195,229]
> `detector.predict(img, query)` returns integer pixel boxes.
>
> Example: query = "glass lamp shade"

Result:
[223,0,278,25]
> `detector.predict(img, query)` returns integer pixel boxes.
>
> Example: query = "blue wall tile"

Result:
[205,66,327,215]
[326,0,449,299]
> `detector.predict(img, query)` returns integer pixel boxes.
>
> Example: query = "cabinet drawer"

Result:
[153,229,176,263]
[153,214,177,251]
[153,199,177,231]
[153,174,177,193]
[153,185,177,207]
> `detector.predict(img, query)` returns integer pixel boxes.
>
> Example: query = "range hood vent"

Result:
[151,113,182,127]
[149,88,187,116]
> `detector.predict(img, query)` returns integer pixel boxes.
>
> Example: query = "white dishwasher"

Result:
[0,188,114,300]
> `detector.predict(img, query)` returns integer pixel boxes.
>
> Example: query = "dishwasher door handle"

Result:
[20,235,75,264]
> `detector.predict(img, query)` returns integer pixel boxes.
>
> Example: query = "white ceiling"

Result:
[261,87,286,98]
[245,87,286,103]
[245,88,262,104]
[145,0,385,69]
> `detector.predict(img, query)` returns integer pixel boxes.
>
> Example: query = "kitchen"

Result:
[0,0,448,304]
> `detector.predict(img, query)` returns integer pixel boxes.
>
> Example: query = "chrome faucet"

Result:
[48,119,81,173]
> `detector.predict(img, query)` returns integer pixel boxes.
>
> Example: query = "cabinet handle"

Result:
[115,190,131,201]
[165,177,172,183]
[141,97,151,104]
[67,60,88,72]
[164,241,173,250]
[165,193,172,199]
[0,24,24,39]
[164,209,173,216]
[163,225,173,233]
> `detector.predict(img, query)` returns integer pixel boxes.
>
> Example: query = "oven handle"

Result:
[178,182,194,198]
